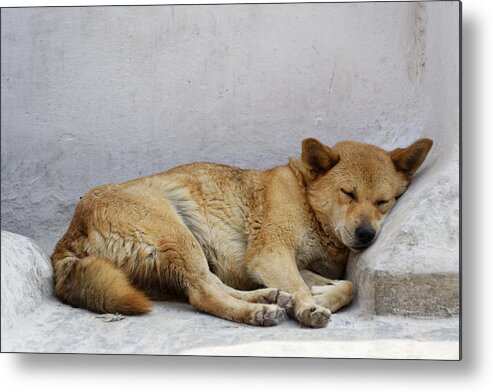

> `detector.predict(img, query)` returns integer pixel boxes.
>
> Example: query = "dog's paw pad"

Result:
[254,305,285,326]
[298,305,331,328]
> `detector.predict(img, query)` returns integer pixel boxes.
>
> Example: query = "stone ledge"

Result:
[373,271,459,317]
[347,265,459,318]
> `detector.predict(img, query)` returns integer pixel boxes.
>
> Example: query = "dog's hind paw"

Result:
[310,281,353,313]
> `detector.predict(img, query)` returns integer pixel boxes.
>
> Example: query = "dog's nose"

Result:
[355,225,376,246]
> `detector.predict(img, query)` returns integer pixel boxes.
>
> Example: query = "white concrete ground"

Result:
[2,300,460,360]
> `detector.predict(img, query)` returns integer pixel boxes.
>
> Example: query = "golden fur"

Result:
[51,137,432,328]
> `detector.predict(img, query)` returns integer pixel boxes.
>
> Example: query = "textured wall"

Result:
[1,2,459,253]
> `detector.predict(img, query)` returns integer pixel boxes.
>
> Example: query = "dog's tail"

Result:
[51,253,151,315]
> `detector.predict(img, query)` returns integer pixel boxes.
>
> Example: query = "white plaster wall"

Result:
[1,2,459,252]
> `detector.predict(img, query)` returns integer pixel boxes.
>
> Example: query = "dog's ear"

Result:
[301,138,340,180]
[390,138,433,177]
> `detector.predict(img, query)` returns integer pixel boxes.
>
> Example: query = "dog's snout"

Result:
[355,225,376,246]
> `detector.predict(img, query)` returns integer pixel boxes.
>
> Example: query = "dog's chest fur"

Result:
[196,212,343,290]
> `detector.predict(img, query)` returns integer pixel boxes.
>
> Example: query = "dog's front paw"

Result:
[275,290,294,309]
[257,289,294,309]
[253,305,286,327]
[296,304,331,328]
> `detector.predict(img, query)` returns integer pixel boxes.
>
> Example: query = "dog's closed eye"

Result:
[376,200,388,206]
[341,189,355,201]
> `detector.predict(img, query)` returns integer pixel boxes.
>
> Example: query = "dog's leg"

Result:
[246,249,331,328]
[186,273,286,326]
[145,227,287,326]
[300,270,353,313]
[300,269,335,287]
[208,273,293,308]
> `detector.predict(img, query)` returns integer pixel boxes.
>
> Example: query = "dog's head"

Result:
[299,137,433,251]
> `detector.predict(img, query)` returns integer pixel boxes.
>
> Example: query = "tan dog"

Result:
[51,137,432,328]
